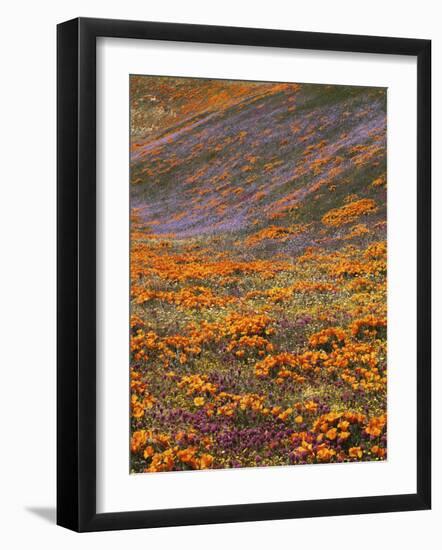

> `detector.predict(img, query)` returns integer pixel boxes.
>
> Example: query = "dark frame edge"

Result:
[57,17,80,532]
[77,493,427,532]
[79,15,429,55]
[416,39,431,510]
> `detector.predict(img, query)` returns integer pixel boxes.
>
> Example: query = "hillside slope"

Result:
[130,82,386,250]
[129,79,388,473]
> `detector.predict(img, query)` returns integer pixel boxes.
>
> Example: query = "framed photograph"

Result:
[57,17,431,532]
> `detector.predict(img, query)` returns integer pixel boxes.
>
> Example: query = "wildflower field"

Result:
[130,77,387,473]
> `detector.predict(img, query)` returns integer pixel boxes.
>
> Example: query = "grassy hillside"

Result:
[129,78,387,473]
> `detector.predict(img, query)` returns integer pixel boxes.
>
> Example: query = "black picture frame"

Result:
[57,17,431,532]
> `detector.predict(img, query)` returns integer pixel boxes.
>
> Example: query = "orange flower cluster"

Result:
[130,328,203,366]
[332,257,386,279]
[364,414,387,437]
[131,393,156,419]
[250,320,386,394]
[322,341,379,371]
[254,352,306,384]
[372,174,386,188]
[186,319,225,346]
[327,342,385,393]
[127,330,158,360]
[308,327,347,351]
[226,335,274,358]
[224,312,274,339]
[290,411,387,463]
[305,322,385,393]
[144,255,292,282]
[211,392,266,418]
[133,285,236,309]
[178,374,218,396]
[130,369,147,394]
[210,393,317,423]
[322,199,377,227]
[131,311,277,369]
[364,241,387,259]
[351,316,387,340]
[132,243,295,283]
[130,429,215,472]
[245,224,308,246]
[295,241,387,285]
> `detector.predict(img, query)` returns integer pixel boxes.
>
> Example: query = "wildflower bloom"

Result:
[129,77,387,473]
[349,447,363,459]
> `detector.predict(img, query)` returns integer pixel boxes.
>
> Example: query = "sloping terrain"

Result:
[129,78,387,473]
[130,82,386,246]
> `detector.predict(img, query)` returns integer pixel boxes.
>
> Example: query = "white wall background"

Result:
[0,0,439,547]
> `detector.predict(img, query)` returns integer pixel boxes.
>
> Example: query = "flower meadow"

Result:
[129,77,387,473]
